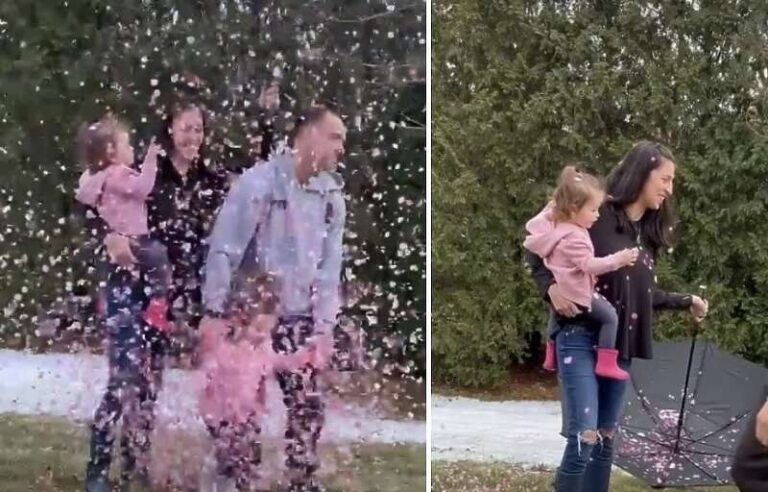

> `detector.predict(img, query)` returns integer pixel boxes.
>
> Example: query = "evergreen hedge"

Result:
[433,0,768,387]
[0,0,426,376]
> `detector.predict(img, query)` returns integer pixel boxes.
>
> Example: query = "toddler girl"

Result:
[75,114,172,331]
[198,275,315,490]
[524,166,638,380]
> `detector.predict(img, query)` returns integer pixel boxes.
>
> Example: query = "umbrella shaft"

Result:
[674,335,698,453]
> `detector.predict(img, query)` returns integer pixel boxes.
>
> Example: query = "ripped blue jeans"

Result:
[555,324,629,492]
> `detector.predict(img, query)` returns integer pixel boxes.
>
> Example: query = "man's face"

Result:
[306,113,346,173]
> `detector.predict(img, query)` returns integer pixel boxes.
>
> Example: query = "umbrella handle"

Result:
[688,316,703,337]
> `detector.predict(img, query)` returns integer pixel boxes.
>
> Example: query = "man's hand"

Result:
[257,82,280,111]
[755,400,768,447]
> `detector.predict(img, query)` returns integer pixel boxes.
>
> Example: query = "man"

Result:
[200,105,346,492]
[732,392,768,491]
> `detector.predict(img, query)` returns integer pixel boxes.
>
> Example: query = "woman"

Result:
[525,141,709,492]
[83,88,277,491]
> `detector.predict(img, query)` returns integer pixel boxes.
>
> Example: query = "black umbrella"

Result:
[615,334,768,488]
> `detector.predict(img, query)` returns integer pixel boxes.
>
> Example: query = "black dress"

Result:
[146,155,228,322]
[525,203,693,360]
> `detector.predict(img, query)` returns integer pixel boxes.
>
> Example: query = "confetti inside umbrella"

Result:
[616,333,767,488]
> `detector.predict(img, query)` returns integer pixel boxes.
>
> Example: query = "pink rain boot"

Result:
[595,348,629,380]
[542,340,557,371]
[143,298,172,332]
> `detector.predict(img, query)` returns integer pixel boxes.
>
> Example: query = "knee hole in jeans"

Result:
[579,429,599,445]
[598,428,615,441]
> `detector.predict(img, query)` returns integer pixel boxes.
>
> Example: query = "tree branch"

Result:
[327,3,422,23]
[362,62,419,68]
[400,115,426,128]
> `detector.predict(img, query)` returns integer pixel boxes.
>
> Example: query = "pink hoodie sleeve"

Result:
[559,233,626,276]
[105,159,157,199]
[271,347,314,371]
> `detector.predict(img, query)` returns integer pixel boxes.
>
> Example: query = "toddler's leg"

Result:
[135,237,173,331]
[590,295,628,380]
[590,295,619,349]
[542,311,558,371]
[133,237,171,299]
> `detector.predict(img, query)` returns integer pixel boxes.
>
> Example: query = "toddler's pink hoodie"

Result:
[75,160,156,236]
[523,204,626,308]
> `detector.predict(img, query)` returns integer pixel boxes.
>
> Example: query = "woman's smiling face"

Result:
[169,107,204,161]
[639,158,675,211]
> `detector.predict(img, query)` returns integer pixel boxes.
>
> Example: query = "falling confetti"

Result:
[0,1,425,490]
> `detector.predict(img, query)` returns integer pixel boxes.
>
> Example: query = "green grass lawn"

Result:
[432,461,739,492]
[0,413,425,492]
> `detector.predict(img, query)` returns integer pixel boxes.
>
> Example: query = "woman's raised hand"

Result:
[258,82,280,111]
[142,137,163,167]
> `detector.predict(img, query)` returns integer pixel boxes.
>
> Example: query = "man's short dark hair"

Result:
[287,104,338,146]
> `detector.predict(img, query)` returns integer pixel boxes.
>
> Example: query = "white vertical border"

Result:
[425,0,432,488]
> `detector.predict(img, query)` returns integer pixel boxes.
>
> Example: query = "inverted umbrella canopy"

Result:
[615,337,768,488]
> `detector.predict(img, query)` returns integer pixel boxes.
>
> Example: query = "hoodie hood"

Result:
[523,205,582,258]
[75,168,111,208]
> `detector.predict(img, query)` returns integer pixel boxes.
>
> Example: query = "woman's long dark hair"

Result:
[606,140,678,254]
